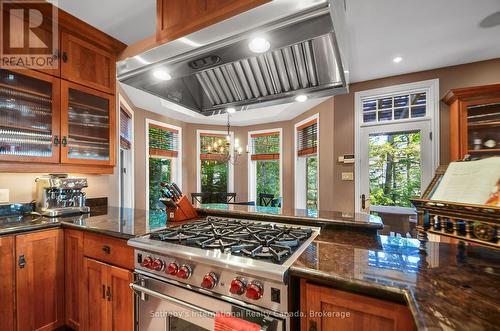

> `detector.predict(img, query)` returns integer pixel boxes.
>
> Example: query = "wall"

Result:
[331,58,500,212]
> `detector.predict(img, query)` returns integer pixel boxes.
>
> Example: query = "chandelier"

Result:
[205,113,246,165]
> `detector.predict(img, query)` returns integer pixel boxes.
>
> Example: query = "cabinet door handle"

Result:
[62,51,68,63]
[53,135,60,146]
[18,255,26,269]
[102,285,106,299]
[102,245,111,254]
[106,286,112,301]
[309,320,317,331]
[62,136,67,147]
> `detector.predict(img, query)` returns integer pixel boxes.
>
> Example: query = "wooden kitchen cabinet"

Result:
[300,280,416,331]
[15,229,64,331]
[0,236,15,331]
[156,0,270,43]
[60,80,116,166]
[443,83,500,161]
[61,32,116,94]
[82,257,134,331]
[65,229,84,330]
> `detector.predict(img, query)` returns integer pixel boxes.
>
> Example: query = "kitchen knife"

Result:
[165,183,179,200]
[171,183,183,197]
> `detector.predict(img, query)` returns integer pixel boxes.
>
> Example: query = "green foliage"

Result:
[368,132,421,207]
[149,158,171,210]
[253,135,280,154]
[149,127,176,151]
[256,160,280,205]
[201,160,228,192]
[200,135,228,153]
[306,156,318,210]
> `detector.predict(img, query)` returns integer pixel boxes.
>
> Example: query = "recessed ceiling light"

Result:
[226,107,236,114]
[393,56,403,63]
[295,95,308,102]
[153,69,171,81]
[248,37,270,53]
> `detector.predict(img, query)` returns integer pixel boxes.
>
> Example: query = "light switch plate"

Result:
[341,172,354,181]
[0,189,9,203]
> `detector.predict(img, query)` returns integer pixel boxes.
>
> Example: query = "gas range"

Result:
[128,216,320,330]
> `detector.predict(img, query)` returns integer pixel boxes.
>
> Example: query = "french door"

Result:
[359,120,433,214]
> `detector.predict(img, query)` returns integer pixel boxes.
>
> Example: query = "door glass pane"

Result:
[149,158,171,210]
[201,160,228,192]
[67,88,109,160]
[256,160,280,205]
[306,155,318,210]
[0,69,53,157]
[368,131,421,207]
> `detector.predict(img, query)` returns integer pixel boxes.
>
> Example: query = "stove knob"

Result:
[246,281,263,300]
[229,278,246,295]
[201,272,218,289]
[176,265,192,279]
[141,256,153,268]
[166,262,179,275]
[151,258,164,271]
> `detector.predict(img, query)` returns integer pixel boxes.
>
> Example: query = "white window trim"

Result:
[117,94,134,209]
[145,119,183,212]
[247,128,283,204]
[294,113,320,210]
[354,79,440,212]
[196,129,235,193]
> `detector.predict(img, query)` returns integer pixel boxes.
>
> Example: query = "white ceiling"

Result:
[53,0,500,124]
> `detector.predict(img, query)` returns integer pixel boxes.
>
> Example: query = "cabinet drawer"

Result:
[83,232,134,270]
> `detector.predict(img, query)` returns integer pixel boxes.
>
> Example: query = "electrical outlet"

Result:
[0,189,9,203]
[341,172,354,181]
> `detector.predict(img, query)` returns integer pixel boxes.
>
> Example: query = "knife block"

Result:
[165,195,198,222]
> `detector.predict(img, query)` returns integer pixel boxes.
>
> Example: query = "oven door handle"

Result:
[130,282,216,318]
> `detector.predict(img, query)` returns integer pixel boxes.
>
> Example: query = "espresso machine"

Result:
[35,174,90,217]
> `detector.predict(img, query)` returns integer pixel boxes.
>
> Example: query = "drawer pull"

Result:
[102,245,111,254]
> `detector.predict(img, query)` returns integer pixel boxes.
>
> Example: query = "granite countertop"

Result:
[0,207,168,239]
[196,203,383,230]
[291,229,500,331]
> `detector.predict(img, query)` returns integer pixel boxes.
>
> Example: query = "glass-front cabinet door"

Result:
[60,81,115,166]
[0,68,60,163]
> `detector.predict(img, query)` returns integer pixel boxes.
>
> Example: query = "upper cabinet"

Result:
[156,0,270,43]
[61,81,116,166]
[61,32,116,94]
[443,84,500,161]
[0,68,60,164]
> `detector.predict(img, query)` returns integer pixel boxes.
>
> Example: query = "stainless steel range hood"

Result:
[117,0,348,116]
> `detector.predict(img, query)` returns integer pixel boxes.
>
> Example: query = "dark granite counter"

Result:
[0,207,168,239]
[291,229,500,331]
[196,203,384,230]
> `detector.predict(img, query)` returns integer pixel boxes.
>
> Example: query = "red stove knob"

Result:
[176,265,192,279]
[141,256,153,268]
[246,281,263,300]
[201,273,218,289]
[166,262,179,275]
[229,278,246,295]
[151,258,164,271]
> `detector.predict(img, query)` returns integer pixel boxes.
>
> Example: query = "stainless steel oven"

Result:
[131,273,287,331]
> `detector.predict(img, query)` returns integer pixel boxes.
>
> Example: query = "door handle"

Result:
[106,286,112,301]
[62,51,68,63]
[18,255,26,269]
[53,135,59,146]
[62,136,67,147]
[309,321,317,331]
[361,194,366,210]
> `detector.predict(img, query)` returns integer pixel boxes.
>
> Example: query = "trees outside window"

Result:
[201,160,228,192]
[306,156,318,210]
[256,160,280,205]
[149,158,171,210]
[368,131,421,207]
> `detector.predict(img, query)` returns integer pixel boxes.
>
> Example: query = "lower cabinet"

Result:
[300,280,416,331]
[16,229,65,331]
[82,257,134,331]
[0,236,15,331]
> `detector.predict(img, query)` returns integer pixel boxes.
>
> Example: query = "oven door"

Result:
[130,273,286,331]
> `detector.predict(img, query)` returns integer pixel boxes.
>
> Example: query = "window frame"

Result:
[247,128,283,204]
[294,114,320,210]
[196,129,234,193]
[145,118,182,212]
[354,79,440,213]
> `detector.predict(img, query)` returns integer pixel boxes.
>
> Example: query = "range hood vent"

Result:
[118,1,348,116]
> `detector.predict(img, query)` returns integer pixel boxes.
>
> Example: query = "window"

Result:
[146,120,182,211]
[248,130,282,206]
[198,132,232,193]
[295,116,319,210]
[362,92,427,124]
[119,107,132,150]
[118,96,134,210]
